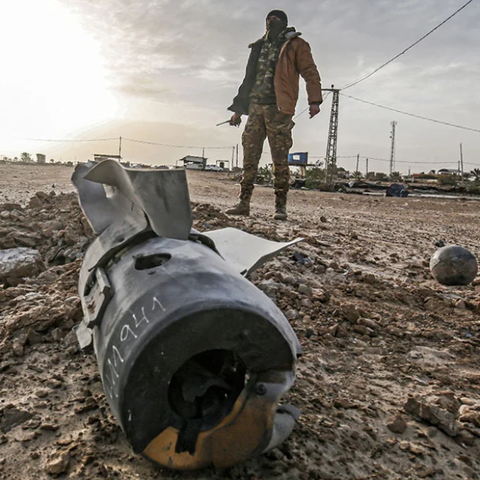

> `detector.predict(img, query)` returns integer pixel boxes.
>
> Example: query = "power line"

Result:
[340,0,475,90]
[18,137,118,142]
[293,91,332,120]
[14,136,233,150]
[122,137,233,150]
[341,93,480,133]
[310,154,479,166]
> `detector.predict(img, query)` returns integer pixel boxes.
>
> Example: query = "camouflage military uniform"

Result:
[240,29,294,205]
[227,17,322,218]
[241,103,294,204]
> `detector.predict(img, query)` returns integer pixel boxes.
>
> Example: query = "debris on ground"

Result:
[0,165,479,479]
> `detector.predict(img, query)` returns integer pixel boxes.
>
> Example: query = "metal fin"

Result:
[203,227,304,275]
[73,160,192,240]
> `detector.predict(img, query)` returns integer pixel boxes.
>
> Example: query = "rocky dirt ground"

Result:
[0,163,480,479]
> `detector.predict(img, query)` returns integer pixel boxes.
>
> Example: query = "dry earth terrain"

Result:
[1,163,480,479]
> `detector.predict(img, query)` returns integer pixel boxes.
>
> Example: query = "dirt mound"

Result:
[1,187,480,479]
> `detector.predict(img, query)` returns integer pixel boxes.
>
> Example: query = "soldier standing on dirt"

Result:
[226,10,323,220]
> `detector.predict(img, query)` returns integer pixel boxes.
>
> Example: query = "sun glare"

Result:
[0,0,116,149]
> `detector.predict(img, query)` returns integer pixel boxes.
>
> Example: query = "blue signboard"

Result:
[288,152,308,165]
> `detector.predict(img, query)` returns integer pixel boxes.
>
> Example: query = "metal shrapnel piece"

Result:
[203,227,304,276]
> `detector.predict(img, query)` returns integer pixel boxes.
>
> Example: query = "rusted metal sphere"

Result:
[430,245,478,286]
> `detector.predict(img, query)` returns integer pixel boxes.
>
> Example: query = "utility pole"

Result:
[119,136,122,159]
[356,154,360,173]
[460,143,464,176]
[235,144,239,169]
[366,158,369,178]
[389,121,397,174]
[323,85,340,186]
[202,147,205,159]
[231,146,235,171]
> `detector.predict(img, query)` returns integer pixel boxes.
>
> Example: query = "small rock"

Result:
[65,296,79,306]
[285,309,300,321]
[298,284,313,297]
[56,437,73,446]
[36,389,49,399]
[334,398,357,409]
[47,379,62,389]
[63,330,78,347]
[455,299,467,309]
[416,466,436,478]
[436,391,461,414]
[300,298,313,308]
[386,326,404,338]
[0,248,46,286]
[424,297,447,312]
[258,279,280,297]
[357,317,379,329]
[40,423,60,432]
[459,412,480,428]
[458,455,473,466]
[312,288,330,303]
[342,305,361,323]
[305,328,314,338]
[44,220,64,232]
[51,328,67,342]
[386,415,407,434]
[44,453,70,476]
[74,397,98,414]
[0,407,33,433]
[329,324,339,337]
[12,342,24,357]
[13,430,36,443]
[457,429,476,446]
[353,324,373,336]
[26,329,45,345]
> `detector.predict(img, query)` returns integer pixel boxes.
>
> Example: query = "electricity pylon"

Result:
[324,85,340,186]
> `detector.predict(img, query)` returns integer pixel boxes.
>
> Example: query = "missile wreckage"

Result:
[72,160,303,470]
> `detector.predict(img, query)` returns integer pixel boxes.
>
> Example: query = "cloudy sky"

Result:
[1,0,479,174]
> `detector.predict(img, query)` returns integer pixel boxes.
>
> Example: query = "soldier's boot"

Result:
[273,195,287,220]
[226,198,250,216]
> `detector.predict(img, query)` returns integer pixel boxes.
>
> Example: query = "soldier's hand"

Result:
[309,104,321,118]
[230,113,242,127]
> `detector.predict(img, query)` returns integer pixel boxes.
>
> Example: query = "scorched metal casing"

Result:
[73,161,302,470]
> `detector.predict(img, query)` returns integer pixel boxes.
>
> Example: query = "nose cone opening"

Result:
[168,349,247,453]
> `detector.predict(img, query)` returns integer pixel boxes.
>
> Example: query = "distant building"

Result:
[177,155,207,170]
[36,153,46,164]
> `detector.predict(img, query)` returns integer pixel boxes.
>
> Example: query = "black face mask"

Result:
[266,18,286,41]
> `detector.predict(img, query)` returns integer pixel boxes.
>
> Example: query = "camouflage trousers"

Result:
[240,103,294,204]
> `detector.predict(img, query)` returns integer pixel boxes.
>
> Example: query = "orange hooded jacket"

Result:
[228,31,323,116]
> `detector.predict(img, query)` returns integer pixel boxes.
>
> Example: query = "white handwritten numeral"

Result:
[133,307,150,328]
[121,324,138,341]
[152,296,166,312]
